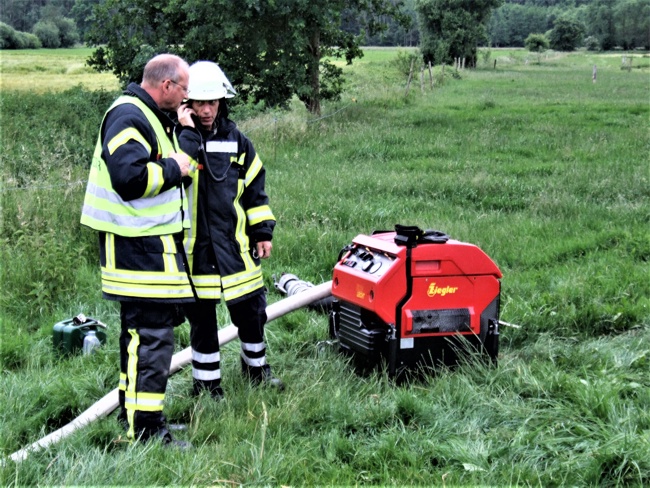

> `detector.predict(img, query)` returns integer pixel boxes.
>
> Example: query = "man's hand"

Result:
[256,241,272,259]
[169,152,191,177]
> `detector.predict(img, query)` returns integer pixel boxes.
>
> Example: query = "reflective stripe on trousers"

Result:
[119,302,176,441]
[186,299,222,386]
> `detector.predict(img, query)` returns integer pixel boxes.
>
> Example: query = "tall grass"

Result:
[1,48,649,485]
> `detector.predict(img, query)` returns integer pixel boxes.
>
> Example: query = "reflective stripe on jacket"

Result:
[81,96,190,237]
[81,85,196,302]
[178,117,275,303]
[98,230,195,301]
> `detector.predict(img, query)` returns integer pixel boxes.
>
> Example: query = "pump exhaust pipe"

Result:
[7,280,333,464]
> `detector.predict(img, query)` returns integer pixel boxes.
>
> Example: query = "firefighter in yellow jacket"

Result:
[81,54,196,447]
[176,61,283,398]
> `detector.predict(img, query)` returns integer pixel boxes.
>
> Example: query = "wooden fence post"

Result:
[405,59,414,96]
[420,66,424,93]
[428,61,433,89]
[592,65,597,83]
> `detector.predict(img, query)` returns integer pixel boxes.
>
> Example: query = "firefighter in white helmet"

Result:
[177,61,283,398]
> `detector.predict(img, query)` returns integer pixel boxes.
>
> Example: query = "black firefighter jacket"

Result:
[178,117,275,304]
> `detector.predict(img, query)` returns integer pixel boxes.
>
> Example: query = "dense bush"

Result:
[549,16,586,51]
[584,35,601,51]
[0,21,19,48]
[16,30,41,48]
[32,16,79,49]
[53,17,79,47]
[391,49,423,78]
[33,20,60,48]
[0,21,40,49]
[525,33,549,53]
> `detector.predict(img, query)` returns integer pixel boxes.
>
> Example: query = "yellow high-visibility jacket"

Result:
[81,84,197,302]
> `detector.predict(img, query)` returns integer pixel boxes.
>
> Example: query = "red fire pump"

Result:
[329,225,502,378]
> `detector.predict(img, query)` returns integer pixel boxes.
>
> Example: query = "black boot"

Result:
[192,379,224,400]
[241,358,285,391]
[154,427,193,450]
[132,424,192,450]
[126,412,191,449]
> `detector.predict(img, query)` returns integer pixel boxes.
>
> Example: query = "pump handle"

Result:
[393,224,449,247]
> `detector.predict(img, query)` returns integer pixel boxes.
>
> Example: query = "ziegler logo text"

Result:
[427,283,458,297]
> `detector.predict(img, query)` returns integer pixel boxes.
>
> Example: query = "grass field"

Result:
[0,48,121,92]
[0,47,649,486]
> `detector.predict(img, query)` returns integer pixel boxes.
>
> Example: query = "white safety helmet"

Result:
[187,61,236,100]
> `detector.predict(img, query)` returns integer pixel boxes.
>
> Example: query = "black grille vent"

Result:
[338,302,387,357]
[411,308,470,334]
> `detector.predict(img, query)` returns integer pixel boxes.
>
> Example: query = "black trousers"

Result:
[184,292,268,390]
[117,301,181,440]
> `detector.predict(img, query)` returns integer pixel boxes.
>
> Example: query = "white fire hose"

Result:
[7,280,333,464]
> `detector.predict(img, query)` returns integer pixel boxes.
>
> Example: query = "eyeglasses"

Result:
[169,79,189,94]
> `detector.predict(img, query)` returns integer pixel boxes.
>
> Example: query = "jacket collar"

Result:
[124,82,176,126]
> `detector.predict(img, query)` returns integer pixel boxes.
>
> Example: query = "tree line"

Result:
[0,0,79,48]
[1,0,648,115]
[2,0,648,51]
[488,0,649,50]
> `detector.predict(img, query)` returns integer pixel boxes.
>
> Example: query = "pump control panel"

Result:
[340,246,396,276]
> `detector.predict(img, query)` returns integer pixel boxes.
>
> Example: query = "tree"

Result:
[85,0,407,115]
[486,5,511,46]
[488,3,550,47]
[548,16,585,51]
[32,15,78,47]
[614,0,650,49]
[0,0,43,32]
[352,0,419,46]
[525,33,549,52]
[585,0,617,50]
[33,19,60,47]
[54,16,79,47]
[70,0,102,41]
[525,32,549,63]
[416,0,502,67]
